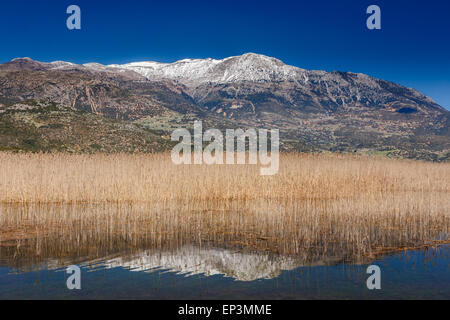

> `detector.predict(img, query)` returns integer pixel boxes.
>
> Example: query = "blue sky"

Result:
[0,0,449,109]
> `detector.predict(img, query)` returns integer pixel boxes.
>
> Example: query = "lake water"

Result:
[0,203,448,299]
[0,245,448,300]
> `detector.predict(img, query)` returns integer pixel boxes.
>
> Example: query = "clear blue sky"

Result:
[0,0,449,109]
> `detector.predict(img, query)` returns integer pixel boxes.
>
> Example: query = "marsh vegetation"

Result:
[0,152,448,272]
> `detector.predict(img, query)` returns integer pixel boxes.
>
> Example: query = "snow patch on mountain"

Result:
[107,53,307,85]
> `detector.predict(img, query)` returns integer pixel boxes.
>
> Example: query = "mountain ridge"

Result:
[0,54,448,160]
[2,54,444,108]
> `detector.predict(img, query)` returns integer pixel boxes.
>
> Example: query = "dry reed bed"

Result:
[0,152,449,267]
[0,199,448,269]
[0,152,448,204]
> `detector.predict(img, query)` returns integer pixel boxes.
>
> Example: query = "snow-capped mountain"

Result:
[34,52,440,113]
[10,53,307,84]
[3,54,441,108]
[108,53,306,85]
[0,54,448,160]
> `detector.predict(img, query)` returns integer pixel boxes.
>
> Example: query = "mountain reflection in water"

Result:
[50,246,302,281]
[1,202,448,279]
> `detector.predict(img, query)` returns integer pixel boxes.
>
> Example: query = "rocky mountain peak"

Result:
[106,53,304,85]
[0,54,448,160]
[1,57,47,71]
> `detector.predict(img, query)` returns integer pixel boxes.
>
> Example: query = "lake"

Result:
[0,203,448,299]
[0,244,448,299]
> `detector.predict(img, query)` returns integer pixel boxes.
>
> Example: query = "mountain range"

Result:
[0,53,448,160]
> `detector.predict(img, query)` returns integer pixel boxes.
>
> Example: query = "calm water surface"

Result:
[0,245,448,300]
[1,204,448,299]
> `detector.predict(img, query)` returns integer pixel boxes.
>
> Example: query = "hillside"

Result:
[0,54,448,160]
[0,101,172,153]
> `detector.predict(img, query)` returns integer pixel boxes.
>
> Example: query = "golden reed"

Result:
[0,152,448,268]
[0,152,448,204]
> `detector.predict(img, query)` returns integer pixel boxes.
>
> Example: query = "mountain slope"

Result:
[0,54,448,160]
[0,101,173,153]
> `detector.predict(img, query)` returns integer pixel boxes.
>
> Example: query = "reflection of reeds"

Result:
[0,152,449,269]
[1,198,448,270]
